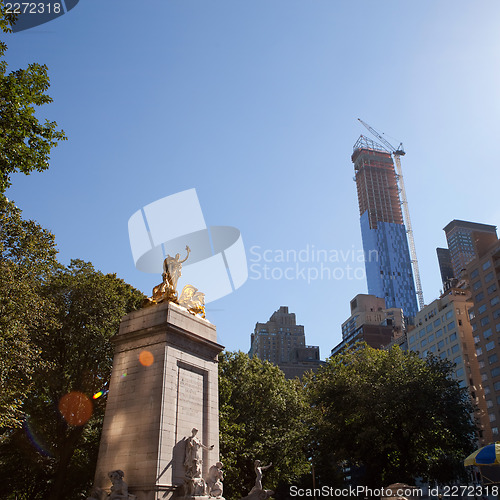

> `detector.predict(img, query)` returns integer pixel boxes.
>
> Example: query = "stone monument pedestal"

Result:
[93,301,223,500]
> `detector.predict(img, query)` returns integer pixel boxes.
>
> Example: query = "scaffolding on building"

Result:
[356,119,425,311]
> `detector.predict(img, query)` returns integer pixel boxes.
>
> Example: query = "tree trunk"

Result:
[46,426,85,500]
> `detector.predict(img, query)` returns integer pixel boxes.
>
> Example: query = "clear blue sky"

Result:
[5,0,500,358]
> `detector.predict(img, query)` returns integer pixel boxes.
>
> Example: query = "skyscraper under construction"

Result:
[352,135,418,319]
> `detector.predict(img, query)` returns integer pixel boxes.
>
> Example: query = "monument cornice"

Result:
[112,302,224,360]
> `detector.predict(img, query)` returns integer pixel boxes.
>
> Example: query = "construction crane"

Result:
[357,118,424,311]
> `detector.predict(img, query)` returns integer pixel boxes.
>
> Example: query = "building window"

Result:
[497,323,500,333]
[488,284,498,294]
[446,310,454,320]
[434,318,441,327]
[449,332,457,341]
[456,367,465,377]
[486,341,496,352]
[490,413,497,422]
[477,347,483,356]
[485,385,491,394]
[472,323,477,332]
[492,427,499,435]
[419,329,426,338]
[489,353,499,364]
[448,321,456,330]
[494,309,500,319]
[487,400,494,408]
[409,335,415,344]
[483,260,492,271]
[485,271,494,283]
[451,344,460,354]
[474,336,481,344]
[471,269,479,279]
[438,340,445,349]
[476,292,485,302]
[491,296,500,307]
[426,324,433,333]
[484,328,493,339]
[428,334,435,343]
[479,304,488,314]
[421,338,427,348]
[436,328,443,338]
[492,367,500,378]
[473,280,483,291]
[481,316,491,327]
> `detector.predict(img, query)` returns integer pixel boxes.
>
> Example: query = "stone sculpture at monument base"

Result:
[239,460,274,500]
[90,300,223,500]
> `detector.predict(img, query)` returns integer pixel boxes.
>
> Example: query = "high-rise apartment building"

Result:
[352,136,418,319]
[250,306,305,363]
[249,306,323,378]
[436,247,455,287]
[444,220,497,279]
[331,294,404,356]
[464,238,500,436]
[406,287,491,445]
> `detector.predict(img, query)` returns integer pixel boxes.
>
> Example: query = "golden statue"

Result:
[145,245,205,319]
[163,245,191,296]
[178,284,206,319]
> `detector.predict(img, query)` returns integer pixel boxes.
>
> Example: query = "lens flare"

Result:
[139,350,154,367]
[93,388,109,400]
[58,391,93,426]
[24,418,53,457]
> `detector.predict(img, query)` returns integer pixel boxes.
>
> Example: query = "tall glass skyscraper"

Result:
[443,220,497,279]
[352,136,418,319]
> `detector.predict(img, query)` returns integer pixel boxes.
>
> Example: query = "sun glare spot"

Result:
[139,350,154,367]
[58,392,93,426]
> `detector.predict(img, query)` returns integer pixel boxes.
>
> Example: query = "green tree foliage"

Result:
[0,5,16,35]
[0,6,66,193]
[0,197,58,429]
[0,202,144,499]
[307,345,477,488]
[219,351,311,499]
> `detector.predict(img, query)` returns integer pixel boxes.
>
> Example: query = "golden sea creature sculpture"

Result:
[178,284,206,319]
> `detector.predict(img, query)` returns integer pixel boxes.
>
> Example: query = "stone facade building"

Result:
[464,238,500,437]
[331,294,404,356]
[406,287,491,445]
[249,306,324,378]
